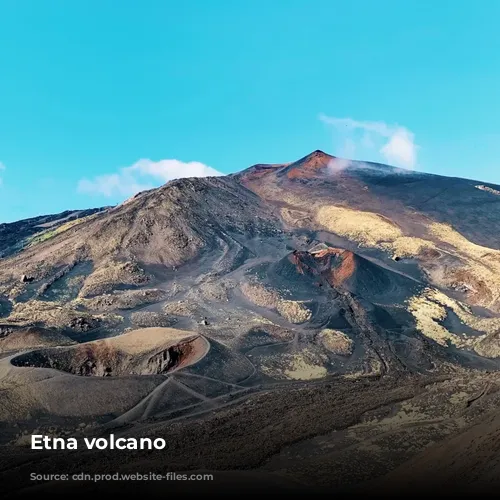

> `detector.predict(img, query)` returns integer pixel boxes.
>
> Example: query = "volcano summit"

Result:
[1,151,500,495]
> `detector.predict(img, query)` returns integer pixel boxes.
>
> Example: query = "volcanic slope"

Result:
[1,151,500,495]
[237,149,500,250]
[0,207,108,259]
[0,176,282,338]
[237,150,500,312]
[367,403,500,494]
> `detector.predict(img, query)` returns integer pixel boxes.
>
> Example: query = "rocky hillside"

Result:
[0,207,108,258]
[1,150,500,495]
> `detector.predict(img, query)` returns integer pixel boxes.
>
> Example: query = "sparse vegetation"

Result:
[424,288,500,335]
[276,299,312,323]
[0,326,75,353]
[79,260,150,298]
[316,206,440,261]
[380,236,438,259]
[24,213,101,249]
[163,300,199,317]
[130,311,177,328]
[317,328,354,355]
[406,288,491,350]
[4,299,122,331]
[407,290,464,347]
[75,289,167,312]
[426,222,500,309]
[259,349,328,380]
[316,206,402,246]
[241,281,312,323]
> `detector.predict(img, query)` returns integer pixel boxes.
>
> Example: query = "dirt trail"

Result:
[104,376,171,427]
[175,371,248,389]
[169,378,215,404]
[142,378,173,420]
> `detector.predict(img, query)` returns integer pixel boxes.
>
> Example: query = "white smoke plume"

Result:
[319,114,419,172]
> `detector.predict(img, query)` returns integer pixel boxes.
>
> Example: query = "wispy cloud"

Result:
[77,159,223,197]
[319,114,419,170]
[0,161,6,187]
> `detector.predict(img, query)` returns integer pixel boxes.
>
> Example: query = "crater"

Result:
[11,327,209,377]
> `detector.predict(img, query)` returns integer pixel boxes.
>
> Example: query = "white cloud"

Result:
[319,114,419,170]
[77,158,223,197]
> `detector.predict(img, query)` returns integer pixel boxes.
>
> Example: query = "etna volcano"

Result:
[1,150,500,495]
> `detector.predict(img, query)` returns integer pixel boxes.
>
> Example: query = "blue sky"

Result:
[1,0,499,222]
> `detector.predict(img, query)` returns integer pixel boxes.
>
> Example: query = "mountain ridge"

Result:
[1,150,500,494]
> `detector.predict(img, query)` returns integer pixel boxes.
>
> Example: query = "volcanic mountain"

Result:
[1,150,500,495]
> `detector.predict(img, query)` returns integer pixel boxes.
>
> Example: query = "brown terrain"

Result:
[1,150,500,495]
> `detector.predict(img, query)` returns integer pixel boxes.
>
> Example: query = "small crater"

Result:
[10,327,208,377]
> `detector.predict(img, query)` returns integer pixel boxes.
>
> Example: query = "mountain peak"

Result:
[311,149,332,156]
[277,150,335,179]
[302,149,335,162]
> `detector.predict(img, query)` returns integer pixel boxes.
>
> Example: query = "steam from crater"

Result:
[319,113,419,173]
